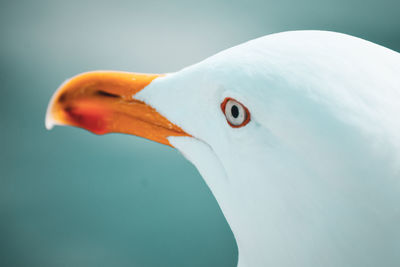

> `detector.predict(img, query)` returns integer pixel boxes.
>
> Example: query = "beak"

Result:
[45,71,189,147]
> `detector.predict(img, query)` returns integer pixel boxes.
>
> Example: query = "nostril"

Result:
[95,90,120,98]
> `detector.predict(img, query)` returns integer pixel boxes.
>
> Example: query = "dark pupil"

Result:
[231,105,239,118]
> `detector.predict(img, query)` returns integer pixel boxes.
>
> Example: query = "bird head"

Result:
[46,31,400,266]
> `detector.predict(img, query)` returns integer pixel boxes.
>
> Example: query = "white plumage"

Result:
[134,31,400,266]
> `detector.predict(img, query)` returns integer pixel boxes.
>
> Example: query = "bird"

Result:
[46,30,400,267]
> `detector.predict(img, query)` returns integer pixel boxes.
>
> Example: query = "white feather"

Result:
[136,31,400,267]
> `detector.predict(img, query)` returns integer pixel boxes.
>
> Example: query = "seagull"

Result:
[45,30,400,267]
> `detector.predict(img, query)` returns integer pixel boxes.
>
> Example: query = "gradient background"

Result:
[1,0,399,266]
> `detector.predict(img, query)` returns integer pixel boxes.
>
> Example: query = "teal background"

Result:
[1,0,399,266]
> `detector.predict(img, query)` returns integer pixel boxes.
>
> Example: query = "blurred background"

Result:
[0,0,399,266]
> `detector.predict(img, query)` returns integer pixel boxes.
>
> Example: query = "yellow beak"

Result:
[45,71,189,147]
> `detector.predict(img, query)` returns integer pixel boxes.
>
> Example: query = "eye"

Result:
[221,98,250,128]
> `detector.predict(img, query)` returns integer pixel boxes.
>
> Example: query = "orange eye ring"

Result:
[220,97,251,128]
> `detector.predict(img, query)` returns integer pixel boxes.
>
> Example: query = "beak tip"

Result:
[45,112,55,130]
[45,96,58,130]
[45,84,63,130]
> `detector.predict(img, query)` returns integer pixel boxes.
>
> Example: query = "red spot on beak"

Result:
[64,103,109,135]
